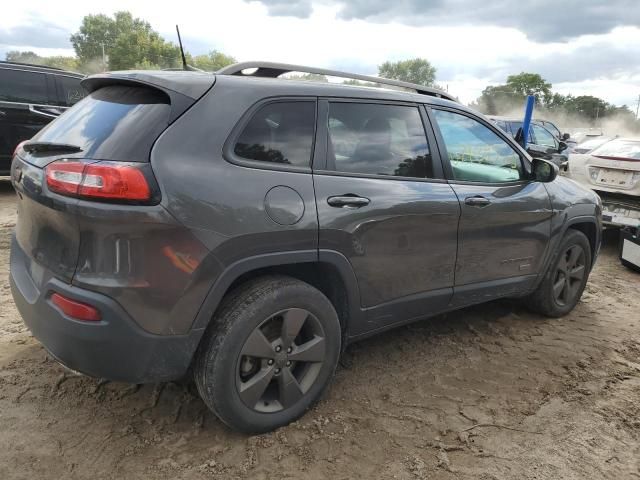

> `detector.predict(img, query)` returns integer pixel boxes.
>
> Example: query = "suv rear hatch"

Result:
[12,71,215,283]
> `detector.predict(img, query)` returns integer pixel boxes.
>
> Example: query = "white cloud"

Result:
[2,0,638,107]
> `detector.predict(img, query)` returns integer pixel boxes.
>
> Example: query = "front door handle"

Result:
[327,195,370,208]
[464,195,491,207]
[28,105,63,119]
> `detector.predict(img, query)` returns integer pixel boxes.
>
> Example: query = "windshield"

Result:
[591,139,640,160]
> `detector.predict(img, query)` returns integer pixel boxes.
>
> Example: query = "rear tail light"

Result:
[45,160,156,203]
[51,293,101,322]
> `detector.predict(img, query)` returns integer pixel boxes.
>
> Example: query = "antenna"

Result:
[176,25,188,71]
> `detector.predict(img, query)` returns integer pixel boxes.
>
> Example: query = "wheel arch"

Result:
[190,250,363,345]
[564,216,600,268]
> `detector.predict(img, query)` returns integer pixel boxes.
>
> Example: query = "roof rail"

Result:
[216,61,457,102]
[0,60,67,72]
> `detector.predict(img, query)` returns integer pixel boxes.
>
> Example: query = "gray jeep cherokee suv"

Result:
[9,62,602,433]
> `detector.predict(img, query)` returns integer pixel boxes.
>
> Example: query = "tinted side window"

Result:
[327,103,433,178]
[0,69,48,104]
[433,109,524,183]
[57,75,86,106]
[234,102,315,167]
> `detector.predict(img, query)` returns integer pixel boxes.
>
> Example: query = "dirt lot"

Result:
[0,179,639,480]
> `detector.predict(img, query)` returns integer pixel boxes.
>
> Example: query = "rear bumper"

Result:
[10,234,203,383]
[599,192,640,229]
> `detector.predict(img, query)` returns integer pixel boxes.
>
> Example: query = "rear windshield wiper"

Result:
[22,142,83,154]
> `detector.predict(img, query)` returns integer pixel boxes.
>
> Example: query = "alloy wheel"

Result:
[552,244,586,307]
[236,308,326,413]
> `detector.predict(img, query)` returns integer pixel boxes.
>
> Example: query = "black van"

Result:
[0,62,85,175]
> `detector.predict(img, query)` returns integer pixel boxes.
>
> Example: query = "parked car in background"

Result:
[10,62,601,433]
[537,119,569,141]
[565,137,640,269]
[488,116,569,167]
[568,136,613,155]
[0,61,85,175]
[568,128,604,145]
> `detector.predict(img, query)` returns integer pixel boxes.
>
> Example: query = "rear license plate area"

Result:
[596,168,633,187]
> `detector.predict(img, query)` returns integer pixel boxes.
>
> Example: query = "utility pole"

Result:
[101,43,106,72]
[636,94,640,120]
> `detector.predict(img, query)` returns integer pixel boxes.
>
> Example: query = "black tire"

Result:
[525,229,592,317]
[194,275,341,433]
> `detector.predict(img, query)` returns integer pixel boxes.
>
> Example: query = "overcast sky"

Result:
[2,0,639,107]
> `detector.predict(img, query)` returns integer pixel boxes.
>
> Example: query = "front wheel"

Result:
[194,275,341,433]
[525,229,592,317]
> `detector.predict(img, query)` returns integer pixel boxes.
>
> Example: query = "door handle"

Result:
[327,195,370,208]
[28,105,62,119]
[464,195,491,207]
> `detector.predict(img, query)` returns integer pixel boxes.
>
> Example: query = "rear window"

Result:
[0,68,49,104]
[32,85,170,162]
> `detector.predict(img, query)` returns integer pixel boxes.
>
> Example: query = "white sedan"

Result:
[566,138,640,229]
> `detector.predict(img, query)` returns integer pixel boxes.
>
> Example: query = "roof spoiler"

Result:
[216,61,457,102]
[81,72,215,123]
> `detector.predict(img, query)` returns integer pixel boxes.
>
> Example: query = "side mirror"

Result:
[562,132,570,141]
[558,141,568,153]
[532,158,558,183]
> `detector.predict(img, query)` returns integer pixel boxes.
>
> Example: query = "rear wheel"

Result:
[525,230,591,317]
[194,275,341,433]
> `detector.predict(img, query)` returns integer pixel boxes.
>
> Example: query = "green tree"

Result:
[472,72,553,114]
[190,50,236,71]
[378,58,436,86]
[564,95,610,120]
[70,11,182,71]
[505,72,552,103]
[545,92,568,112]
[472,84,522,115]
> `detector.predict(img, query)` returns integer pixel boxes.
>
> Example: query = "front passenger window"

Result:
[433,109,524,183]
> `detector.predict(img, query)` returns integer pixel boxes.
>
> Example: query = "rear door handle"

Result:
[327,195,370,208]
[464,195,491,207]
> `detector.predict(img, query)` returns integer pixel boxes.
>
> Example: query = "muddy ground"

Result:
[0,178,639,479]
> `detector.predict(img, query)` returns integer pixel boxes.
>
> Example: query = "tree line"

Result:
[6,11,236,73]
[470,72,638,126]
[4,11,638,130]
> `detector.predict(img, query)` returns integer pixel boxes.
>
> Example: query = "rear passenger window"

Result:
[327,103,433,178]
[234,101,316,167]
[0,69,48,104]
